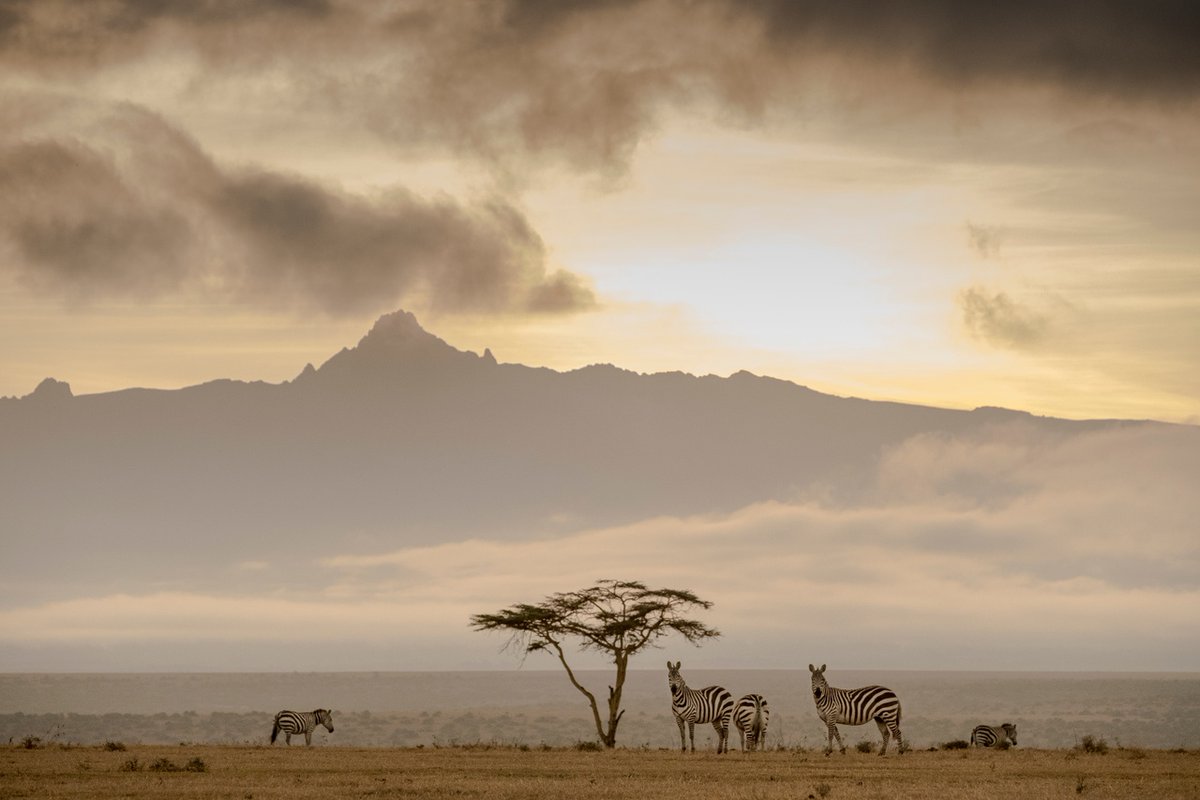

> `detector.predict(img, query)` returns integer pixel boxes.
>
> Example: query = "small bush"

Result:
[941,739,970,750]
[103,741,127,752]
[1079,735,1109,755]
[814,782,832,798]
[184,757,208,773]
[21,735,42,749]
[119,758,142,772]
[574,740,604,752]
[855,740,875,754]
[149,757,179,772]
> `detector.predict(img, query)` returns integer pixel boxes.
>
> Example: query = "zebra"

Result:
[733,693,770,752]
[270,708,335,746]
[971,723,1018,748]
[809,663,905,756]
[667,660,734,753]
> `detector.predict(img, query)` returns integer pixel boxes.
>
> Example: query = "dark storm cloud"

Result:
[0,103,593,315]
[6,1,1196,178]
[748,0,1200,99]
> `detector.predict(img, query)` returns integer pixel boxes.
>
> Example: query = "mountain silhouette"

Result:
[0,310,1153,604]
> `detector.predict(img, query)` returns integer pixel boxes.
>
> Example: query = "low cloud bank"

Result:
[3,424,1195,670]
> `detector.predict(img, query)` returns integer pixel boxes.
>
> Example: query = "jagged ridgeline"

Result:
[0,310,1168,605]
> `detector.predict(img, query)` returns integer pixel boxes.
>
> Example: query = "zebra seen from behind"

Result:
[809,663,905,756]
[667,660,735,753]
[733,693,770,752]
[270,708,335,746]
[971,723,1017,748]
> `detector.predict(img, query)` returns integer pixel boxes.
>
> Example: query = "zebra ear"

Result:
[808,663,815,673]
[820,664,826,673]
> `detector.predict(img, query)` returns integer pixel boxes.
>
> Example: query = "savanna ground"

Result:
[3,742,1198,800]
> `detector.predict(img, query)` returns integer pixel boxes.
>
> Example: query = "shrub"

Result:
[814,782,832,798]
[574,740,604,752]
[941,739,970,750]
[149,757,179,772]
[855,740,875,754]
[1079,735,1109,755]
[103,741,127,752]
[119,758,142,772]
[184,757,208,773]
[20,735,42,749]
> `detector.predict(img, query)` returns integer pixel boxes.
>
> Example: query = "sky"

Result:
[1,0,1198,422]
[1,1,1199,676]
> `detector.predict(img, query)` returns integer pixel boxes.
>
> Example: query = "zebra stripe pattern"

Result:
[667,660,734,753]
[270,708,335,746]
[733,693,770,752]
[809,664,905,756]
[971,723,1017,748]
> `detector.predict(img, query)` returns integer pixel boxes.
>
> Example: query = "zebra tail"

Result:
[270,722,280,744]
[753,696,764,736]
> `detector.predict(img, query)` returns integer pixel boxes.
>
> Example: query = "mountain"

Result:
[0,310,1152,604]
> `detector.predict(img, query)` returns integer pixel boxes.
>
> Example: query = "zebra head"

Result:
[809,663,828,701]
[315,709,335,733]
[667,661,685,696]
[1001,722,1017,745]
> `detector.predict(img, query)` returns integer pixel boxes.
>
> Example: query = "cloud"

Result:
[6,424,1193,669]
[5,1,1197,180]
[965,222,1003,260]
[0,99,594,315]
[958,286,1056,350]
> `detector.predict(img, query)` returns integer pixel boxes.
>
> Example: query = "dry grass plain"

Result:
[3,743,1198,800]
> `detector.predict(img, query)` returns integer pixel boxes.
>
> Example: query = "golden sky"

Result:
[2,0,1198,423]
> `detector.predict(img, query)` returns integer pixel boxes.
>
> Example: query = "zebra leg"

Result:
[285,732,292,745]
[826,722,845,755]
[675,715,686,752]
[305,729,313,746]
[711,719,726,754]
[688,720,696,752]
[876,719,890,755]
[738,727,746,752]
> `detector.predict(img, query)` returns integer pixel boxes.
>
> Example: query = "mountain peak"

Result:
[307,310,486,387]
[24,377,73,402]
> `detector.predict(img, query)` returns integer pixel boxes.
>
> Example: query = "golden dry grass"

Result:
[2,743,1198,800]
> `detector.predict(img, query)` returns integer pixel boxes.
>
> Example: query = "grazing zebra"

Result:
[809,664,905,756]
[733,693,770,752]
[667,660,735,753]
[971,723,1018,748]
[270,709,335,746]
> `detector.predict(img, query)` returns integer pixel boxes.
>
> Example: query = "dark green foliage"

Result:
[1079,735,1109,754]
[941,739,970,750]
[20,735,42,749]
[103,740,126,751]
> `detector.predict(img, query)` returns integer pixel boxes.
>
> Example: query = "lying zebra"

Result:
[971,722,1017,748]
[270,708,335,746]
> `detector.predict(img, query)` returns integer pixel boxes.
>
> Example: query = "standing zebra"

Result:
[971,723,1017,748]
[733,693,770,752]
[270,709,335,746]
[667,661,734,753]
[809,664,905,756]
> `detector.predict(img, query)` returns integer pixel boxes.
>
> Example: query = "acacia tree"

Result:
[470,579,720,748]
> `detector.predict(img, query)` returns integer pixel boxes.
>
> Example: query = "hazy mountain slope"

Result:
[0,310,1151,603]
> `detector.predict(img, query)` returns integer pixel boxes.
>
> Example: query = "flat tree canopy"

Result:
[470,579,720,748]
